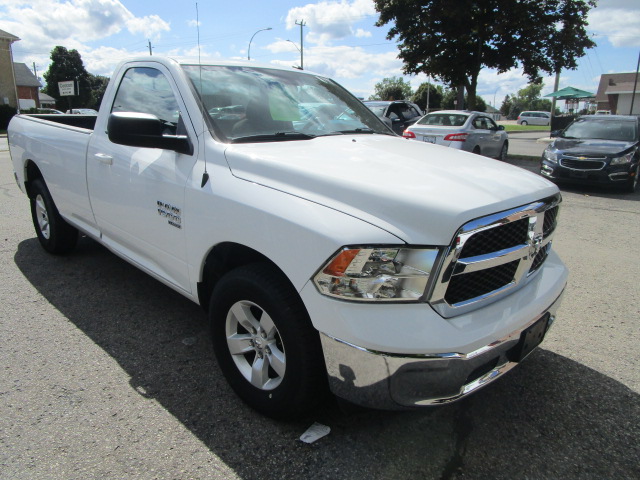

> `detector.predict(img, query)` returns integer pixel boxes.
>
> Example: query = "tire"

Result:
[498,142,508,161]
[209,263,327,419]
[521,120,528,126]
[472,146,481,155]
[29,178,79,254]
[625,164,639,193]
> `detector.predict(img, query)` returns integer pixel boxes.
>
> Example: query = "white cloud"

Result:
[354,29,372,38]
[0,0,169,57]
[588,0,640,47]
[285,0,377,46]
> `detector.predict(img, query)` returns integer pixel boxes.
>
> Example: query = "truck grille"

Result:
[429,195,561,318]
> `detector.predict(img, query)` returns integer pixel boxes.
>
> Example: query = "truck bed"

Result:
[26,114,97,130]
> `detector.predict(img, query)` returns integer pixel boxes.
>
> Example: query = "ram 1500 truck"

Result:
[9,57,568,419]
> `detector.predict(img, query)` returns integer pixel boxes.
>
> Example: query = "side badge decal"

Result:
[157,201,182,229]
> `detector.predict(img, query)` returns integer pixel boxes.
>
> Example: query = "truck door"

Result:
[86,65,197,294]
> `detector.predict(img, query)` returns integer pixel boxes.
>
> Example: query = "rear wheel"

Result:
[472,146,481,155]
[29,178,78,254]
[209,263,326,419]
[521,120,528,126]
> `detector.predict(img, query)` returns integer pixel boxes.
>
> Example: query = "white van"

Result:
[517,111,551,126]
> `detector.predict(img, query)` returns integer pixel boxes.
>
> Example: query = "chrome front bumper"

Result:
[320,291,564,410]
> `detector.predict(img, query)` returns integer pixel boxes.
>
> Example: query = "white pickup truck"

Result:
[9,57,567,418]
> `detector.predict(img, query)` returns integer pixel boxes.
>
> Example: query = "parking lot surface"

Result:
[1,137,638,479]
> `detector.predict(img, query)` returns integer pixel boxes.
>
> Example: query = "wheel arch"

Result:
[24,160,44,198]
[197,241,292,312]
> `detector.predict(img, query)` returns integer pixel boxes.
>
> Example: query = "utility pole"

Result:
[32,62,37,77]
[551,69,560,118]
[295,19,306,70]
[629,50,640,115]
[148,40,153,56]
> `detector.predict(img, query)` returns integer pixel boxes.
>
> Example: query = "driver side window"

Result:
[112,67,181,135]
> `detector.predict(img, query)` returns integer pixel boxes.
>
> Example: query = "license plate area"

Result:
[507,313,550,362]
[569,170,588,178]
[423,136,436,143]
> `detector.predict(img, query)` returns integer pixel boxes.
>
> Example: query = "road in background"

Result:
[507,131,550,158]
[1,136,638,480]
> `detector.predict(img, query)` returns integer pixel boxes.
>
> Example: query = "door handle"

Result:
[94,153,113,165]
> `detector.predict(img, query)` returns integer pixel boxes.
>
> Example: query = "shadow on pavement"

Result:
[14,237,640,479]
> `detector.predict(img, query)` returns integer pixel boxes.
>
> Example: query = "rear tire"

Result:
[472,146,481,155]
[29,178,78,254]
[209,263,327,419]
[521,120,528,126]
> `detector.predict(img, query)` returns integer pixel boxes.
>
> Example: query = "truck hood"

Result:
[223,135,558,245]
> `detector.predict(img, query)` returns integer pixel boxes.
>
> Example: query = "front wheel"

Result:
[498,142,508,161]
[625,164,639,193]
[209,263,327,419]
[29,178,78,254]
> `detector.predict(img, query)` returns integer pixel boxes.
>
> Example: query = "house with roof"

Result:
[595,73,640,115]
[0,29,20,109]
[14,62,42,110]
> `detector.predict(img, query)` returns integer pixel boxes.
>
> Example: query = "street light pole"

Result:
[247,27,272,61]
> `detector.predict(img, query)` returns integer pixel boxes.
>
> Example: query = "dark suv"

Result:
[540,115,640,192]
[363,100,423,135]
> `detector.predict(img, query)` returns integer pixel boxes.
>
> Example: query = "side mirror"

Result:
[497,125,505,131]
[550,130,560,138]
[108,112,193,155]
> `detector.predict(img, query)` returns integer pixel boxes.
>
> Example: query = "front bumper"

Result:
[320,291,564,410]
[540,158,637,187]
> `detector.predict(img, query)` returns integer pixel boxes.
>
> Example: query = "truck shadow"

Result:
[14,237,640,480]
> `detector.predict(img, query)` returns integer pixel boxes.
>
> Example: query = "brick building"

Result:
[0,29,20,108]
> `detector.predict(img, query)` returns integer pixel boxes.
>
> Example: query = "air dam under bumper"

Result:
[320,291,564,410]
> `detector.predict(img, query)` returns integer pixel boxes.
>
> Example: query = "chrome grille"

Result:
[560,156,606,170]
[429,195,561,318]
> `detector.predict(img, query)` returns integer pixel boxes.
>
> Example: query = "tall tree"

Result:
[412,82,443,112]
[374,0,596,110]
[87,74,110,110]
[43,46,92,110]
[369,76,413,101]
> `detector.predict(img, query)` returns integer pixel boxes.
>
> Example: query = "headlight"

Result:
[610,151,635,165]
[543,146,558,163]
[313,247,440,302]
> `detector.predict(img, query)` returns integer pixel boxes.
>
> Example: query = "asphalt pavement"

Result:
[1,136,639,480]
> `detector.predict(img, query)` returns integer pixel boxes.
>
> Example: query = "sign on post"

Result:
[58,80,76,96]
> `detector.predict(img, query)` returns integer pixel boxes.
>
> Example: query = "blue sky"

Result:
[1,0,640,108]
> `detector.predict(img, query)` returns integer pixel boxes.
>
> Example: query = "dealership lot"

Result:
[1,137,638,479]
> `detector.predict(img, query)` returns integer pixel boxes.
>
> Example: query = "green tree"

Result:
[374,0,596,110]
[502,83,554,119]
[87,74,110,110]
[369,76,413,101]
[441,89,487,112]
[412,82,443,112]
[43,46,92,110]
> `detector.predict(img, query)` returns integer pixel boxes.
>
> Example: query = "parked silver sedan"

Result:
[403,110,509,160]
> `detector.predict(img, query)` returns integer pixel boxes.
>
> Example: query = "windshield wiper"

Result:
[230,132,316,143]
[335,128,376,134]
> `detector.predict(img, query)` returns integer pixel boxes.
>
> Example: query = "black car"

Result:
[363,100,423,135]
[540,115,640,192]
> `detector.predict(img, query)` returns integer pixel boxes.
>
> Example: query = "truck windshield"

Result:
[182,65,392,142]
